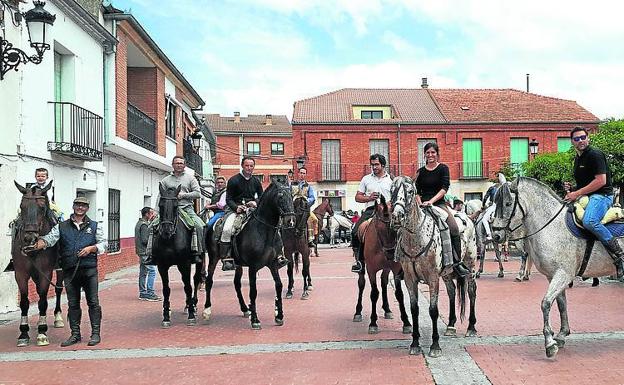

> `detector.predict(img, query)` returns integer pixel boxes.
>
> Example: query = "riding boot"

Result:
[87,305,102,346]
[60,309,82,347]
[605,238,624,279]
[351,247,363,273]
[220,242,235,271]
[451,234,471,277]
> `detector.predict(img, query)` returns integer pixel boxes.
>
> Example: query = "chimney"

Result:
[234,111,240,123]
[526,73,530,92]
[265,114,273,125]
[421,77,429,89]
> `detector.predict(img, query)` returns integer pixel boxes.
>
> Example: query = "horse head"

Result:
[491,178,522,243]
[259,182,296,229]
[15,181,52,245]
[390,175,414,230]
[158,183,181,239]
[374,194,396,255]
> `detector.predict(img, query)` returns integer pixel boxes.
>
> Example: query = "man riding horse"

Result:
[291,166,317,248]
[564,126,624,278]
[219,156,289,270]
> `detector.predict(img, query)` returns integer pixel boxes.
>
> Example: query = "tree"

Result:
[589,118,624,186]
[523,151,574,196]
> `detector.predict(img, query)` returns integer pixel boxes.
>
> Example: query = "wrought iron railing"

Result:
[127,103,157,152]
[360,164,398,178]
[183,138,203,175]
[47,102,103,161]
[458,161,489,180]
[316,163,346,182]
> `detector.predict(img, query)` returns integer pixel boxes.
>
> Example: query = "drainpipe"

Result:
[397,123,401,175]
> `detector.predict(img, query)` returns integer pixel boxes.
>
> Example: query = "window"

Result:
[510,138,528,176]
[108,189,120,253]
[361,110,383,119]
[464,192,483,202]
[417,138,437,169]
[253,174,265,184]
[271,142,284,155]
[247,142,260,156]
[557,137,572,152]
[369,139,390,173]
[321,140,341,181]
[462,139,483,178]
[165,100,176,138]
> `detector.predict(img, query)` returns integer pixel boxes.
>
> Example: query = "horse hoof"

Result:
[308,285,314,291]
[243,310,251,318]
[17,338,30,347]
[444,326,457,337]
[554,338,566,348]
[353,314,363,322]
[54,320,64,328]
[429,348,442,358]
[368,326,379,334]
[545,341,559,358]
[497,271,504,278]
[251,322,262,330]
[515,276,522,282]
[36,334,49,346]
[402,326,412,334]
[523,276,530,281]
[300,292,309,300]
[384,312,393,320]
[187,318,197,326]
[475,272,481,279]
[202,307,212,321]
[409,346,422,355]
[161,321,171,328]
[465,329,478,338]
[285,292,293,299]
[275,318,284,326]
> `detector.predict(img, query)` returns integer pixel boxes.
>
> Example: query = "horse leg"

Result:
[368,271,380,334]
[248,268,261,329]
[466,275,478,337]
[353,271,366,322]
[203,252,219,321]
[476,241,484,279]
[16,273,30,347]
[270,267,285,326]
[286,253,294,299]
[554,291,570,348]
[516,253,528,281]
[192,262,203,317]
[403,273,421,355]
[443,278,457,337]
[393,275,412,334]
[233,266,250,316]
[428,282,442,358]
[494,243,504,278]
[158,265,171,328]
[53,269,64,328]
[178,264,196,326]
[301,251,311,299]
[541,271,569,358]
[524,253,533,280]
[380,270,392,319]
[34,270,52,346]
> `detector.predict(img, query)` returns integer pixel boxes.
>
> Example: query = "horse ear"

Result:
[510,177,519,192]
[159,182,166,196]
[14,181,27,194]
[41,180,53,195]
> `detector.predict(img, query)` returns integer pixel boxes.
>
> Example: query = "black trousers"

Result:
[64,267,100,312]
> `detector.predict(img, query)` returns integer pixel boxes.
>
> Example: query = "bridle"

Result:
[397,205,437,260]
[373,204,396,258]
[158,195,179,236]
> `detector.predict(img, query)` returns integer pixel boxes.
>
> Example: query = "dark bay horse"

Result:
[312,197,334,256]
[203,182,296,329]
[12,181,64,346]
[153,183,199,327]
[284,196,313,300]
[353,195,411,335]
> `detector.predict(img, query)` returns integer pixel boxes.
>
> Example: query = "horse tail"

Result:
[457,274,467,323]
[294,251,300,273]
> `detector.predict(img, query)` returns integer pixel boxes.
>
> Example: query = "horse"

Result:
[12,181,64,347]
[353,195,411,335]
[202,182,296,329]
[390,176,478,356]
[491,176,623,358]
[464,199,505,278]
[152,183,199,328]
[312,197,334,255]
[284,195,313,300]
[328,212,353,245]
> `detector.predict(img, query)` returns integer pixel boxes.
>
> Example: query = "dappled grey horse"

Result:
[491,177,623,358]
[465,199,505,278]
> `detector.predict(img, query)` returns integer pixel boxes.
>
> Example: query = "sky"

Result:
[112,0,624,120]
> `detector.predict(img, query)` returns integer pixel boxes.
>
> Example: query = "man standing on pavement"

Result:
[350,154,393,273]
[135,207,160,301]
[293,167,318,247]
[30,196,107,347]
[564,126,624,278]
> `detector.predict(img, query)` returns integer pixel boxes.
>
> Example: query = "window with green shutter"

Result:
[557,137,571,152]
[462,139,482,178]
[510,138,528,175]
[54,52,62,141]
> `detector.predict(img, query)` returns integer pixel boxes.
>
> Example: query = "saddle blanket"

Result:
[565,211,624,240]
[150,209,195,231]
[573,196,624,224]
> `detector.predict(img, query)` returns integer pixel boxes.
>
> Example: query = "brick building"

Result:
[292,83,600,211]
[203,113,293,187]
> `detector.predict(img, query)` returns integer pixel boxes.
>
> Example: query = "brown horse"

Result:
[312,197,334,256]
[12,182,64,347]
[353,195,411,335]
[284,196,313,300]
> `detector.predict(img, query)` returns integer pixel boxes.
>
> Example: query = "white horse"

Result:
[491,176,623,358]
[326,213,353,245]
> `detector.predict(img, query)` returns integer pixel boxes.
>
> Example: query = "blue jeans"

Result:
[582,194,614,244]
[138,262,157,296]
[207,211,225,228]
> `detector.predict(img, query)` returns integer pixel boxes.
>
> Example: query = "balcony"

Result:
[183,138,203,176]
[458,161,489,180]
[316,163,346,182]
[360,164,399,178]
[127,103,157,153]
[47,102,103,161]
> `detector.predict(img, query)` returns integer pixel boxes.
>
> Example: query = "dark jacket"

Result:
[58,217,98,270]
[134,218,150,257]
[226,173,263,211]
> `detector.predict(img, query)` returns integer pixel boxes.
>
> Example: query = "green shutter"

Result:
[557,137,571,152]
[462,139,482,178]
[54,52,62,141]
[510,138,528,176]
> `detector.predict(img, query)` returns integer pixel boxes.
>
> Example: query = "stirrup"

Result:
[276,256,289,269]
[221,259,235,271]
[351,261,363,273]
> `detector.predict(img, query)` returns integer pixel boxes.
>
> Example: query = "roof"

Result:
[202,114,292,135]
[292,88,446,124]
[430,89,599,123]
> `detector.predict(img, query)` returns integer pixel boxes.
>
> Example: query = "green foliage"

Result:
[590,118,624,185]
[523,151,574,196]
[495,159,522,181]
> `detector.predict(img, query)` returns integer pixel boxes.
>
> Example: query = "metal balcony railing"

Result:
[127,103,157,153]
[360,164,398,178]
[47,102,103,161]
[316,163,346,182]
[458,161,489,180]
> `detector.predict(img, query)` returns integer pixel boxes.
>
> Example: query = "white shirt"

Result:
[358,172,393,209]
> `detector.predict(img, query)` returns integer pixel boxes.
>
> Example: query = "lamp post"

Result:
[529,138,539,159]
[0,1,56,80]
[190,129,203,153]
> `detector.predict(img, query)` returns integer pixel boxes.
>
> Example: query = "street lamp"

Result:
[529,138,539,158]
[0,1,56,80]
[296,156,306,170]
[190,129,203,152]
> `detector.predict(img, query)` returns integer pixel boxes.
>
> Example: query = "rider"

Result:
[350,154,393,273]
[415,142,470,278]
[220,156,289,270]
[292,166,318,247]
[564,126,624,279]
[205,176,227,229]
[480,175,502,241]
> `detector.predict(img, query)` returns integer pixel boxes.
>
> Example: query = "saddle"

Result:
[213,210,250,241]
[150,209,195,231]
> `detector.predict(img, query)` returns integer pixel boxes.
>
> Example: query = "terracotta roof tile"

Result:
[201,114,292,135]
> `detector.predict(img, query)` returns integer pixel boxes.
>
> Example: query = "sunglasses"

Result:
[572,135,587,142]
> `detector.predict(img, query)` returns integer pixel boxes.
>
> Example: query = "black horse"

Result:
[12,181,64,347]
[283,196,313,300]
[153,183,201,327]
[202,182,296,329]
